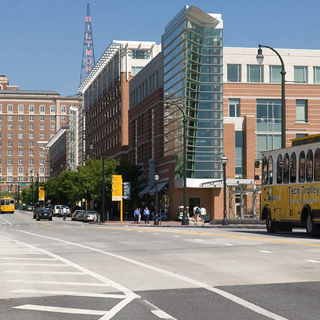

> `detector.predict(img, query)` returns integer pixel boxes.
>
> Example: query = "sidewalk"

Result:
[96,219,265,229]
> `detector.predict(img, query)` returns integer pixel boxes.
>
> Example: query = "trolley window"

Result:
[306,149,313,182]
[315,148,320,181]
[283,153,289,184]
[268,156,273,184]
[299,151,305,182]
[262,156,268,185]
[290,152,297,183]
[277,154,283,184]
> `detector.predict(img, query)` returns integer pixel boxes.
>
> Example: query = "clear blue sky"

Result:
[1,0,320,96]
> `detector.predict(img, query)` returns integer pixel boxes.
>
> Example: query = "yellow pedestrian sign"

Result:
[112,175,123,201]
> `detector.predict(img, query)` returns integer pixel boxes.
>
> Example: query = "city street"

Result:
[0,210,320,319]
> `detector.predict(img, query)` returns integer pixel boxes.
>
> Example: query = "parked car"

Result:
[84,210,98,222]
[35,207,52,221]
[72,210,85,221]
[76,210,86,222]
[53,205,62,216]
[27,205,34,211]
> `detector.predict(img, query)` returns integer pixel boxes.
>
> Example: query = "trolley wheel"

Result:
[306,211,320,237]
[266,212,276,233]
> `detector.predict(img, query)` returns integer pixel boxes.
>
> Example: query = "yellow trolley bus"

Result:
[260,133,320,236]
[0,196,15,214]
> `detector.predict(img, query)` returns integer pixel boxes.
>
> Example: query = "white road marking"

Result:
[6,271,85,275]
[11,289,126,299]
[0,263,68,266]
[194,239,204,242]
[152,309,175,319]
[144,300,177,320]
[224,244,234,246]
[153,233,160,235]
[0,257,56,261]
[8,280,111,286]
[14,304,108,315]
[259,250,271,253]
[0,216,13,225]
[17,230,289,320]
[173,235,180,238]
[1,236,139,320]
[306,260,320,263]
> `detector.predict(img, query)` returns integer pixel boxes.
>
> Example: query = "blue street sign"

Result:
[123,182,131,200]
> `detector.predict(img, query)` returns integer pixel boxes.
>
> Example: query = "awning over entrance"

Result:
[149,182,167,195]
[138,186,150,198]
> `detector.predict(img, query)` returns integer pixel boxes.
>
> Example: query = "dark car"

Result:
[72,210,85,221]
[76,210,86,222]
[35,207,52,221]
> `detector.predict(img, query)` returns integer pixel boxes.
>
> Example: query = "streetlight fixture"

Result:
[221,155,228,225]
[257,44,286,148]
[154,174,159,226]
[60,161,71,171]
[166,102,189,225]
[90,140,105,223]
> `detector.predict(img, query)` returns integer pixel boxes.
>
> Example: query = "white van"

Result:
[53,205,62,216]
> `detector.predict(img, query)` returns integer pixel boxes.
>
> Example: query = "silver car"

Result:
[84,210,98,222]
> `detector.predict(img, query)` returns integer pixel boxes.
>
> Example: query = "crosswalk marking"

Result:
[7,280,111,286]
[14,304,109,315]
[306,259,320,263]
[10,289,126,299]
[6,271,85,275]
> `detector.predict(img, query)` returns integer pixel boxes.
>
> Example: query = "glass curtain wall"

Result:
[256,99,282,157]
[163,19,223,179]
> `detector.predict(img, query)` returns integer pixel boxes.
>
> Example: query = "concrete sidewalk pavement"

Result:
[95,219,266,229]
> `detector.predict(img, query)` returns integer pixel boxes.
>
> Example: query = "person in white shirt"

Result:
[200,205,206,224]
[193,205,200,222]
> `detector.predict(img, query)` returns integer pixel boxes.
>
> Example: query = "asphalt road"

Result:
[0,210,320,319]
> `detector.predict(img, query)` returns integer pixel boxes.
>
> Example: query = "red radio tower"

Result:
[80,4,95,84]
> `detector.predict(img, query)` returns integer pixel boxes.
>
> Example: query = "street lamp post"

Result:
[166,102,189,225]
[90,140,105,223]
[30,169,34,206]
[257,44,286,148]
[154,174,159,226]
[221,156,228,225]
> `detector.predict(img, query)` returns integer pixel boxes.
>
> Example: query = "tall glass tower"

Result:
[163,6,223,179]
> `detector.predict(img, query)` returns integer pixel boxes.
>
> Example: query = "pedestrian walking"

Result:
[62,206,67,220]
[200,205,207,224]
[143,207,150,224]
[134,207,140,224]
[193,204,200,222]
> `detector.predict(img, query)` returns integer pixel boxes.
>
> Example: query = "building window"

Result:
[294,66,308,83]
[50,105,55,113]
[61,105,66,113]
[18,141,23,147]
[40,133,45,139]
[7,132,12,139]
[131,66,144,76]
[7,105,13,113]
[29,133,34,139]
[18,159,23,165]
[18,115,23,121]
[29,141,34,148]
[7,159,13,165]
[256,99,282,157]
[227,64,241,82]
[29,124,34,130]
[29,159,34,165]
[50,124,55,131]
[7,141,12,147]
[247,65,264,83]
[40,124,45,130]
[40,105,45,113]
[18,105,24,113]
[29,150,34,156]
[40,115,44,121]
[296,133,308,139]
[18,167,23,174]
[229,99,240,117]
[131,50,149,59]
[29,105,34,113]
[50,116,55,122]
[313,67,320,84]
[61,116,66,122]
[269,65,282,83]
[18,133,23,139]
[8,115,12,121]
[7,150,12,156]
[29,115,34,121]
[7,124,13,130]
[18,150,23,156]
[296,100,307,122]
[235,131,244,176]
